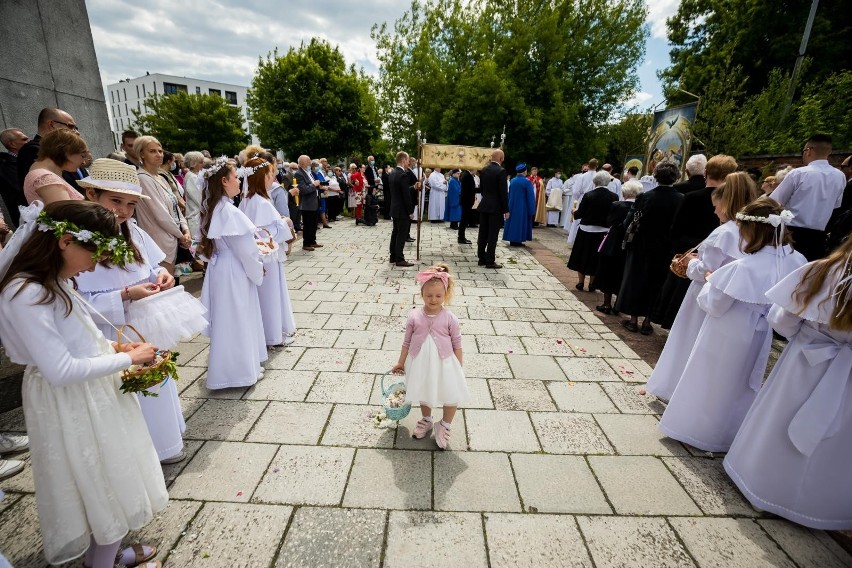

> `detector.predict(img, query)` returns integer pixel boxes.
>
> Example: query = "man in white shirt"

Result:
[561,163,588,229]
[771,134,846,260]
[602,163,623,199]
[568,159,598,242]
[427,167,448,222]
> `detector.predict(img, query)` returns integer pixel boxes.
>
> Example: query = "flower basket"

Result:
[117,324,178,397]
[255,228,278,260]
[380,371,411,421]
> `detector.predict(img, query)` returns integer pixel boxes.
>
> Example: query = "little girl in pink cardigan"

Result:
[392,264,469,449]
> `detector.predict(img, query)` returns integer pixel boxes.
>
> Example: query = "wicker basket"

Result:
[117,324,178,397]
[669,244,701,278]
[380,371,411,421]
[255,228,277,257]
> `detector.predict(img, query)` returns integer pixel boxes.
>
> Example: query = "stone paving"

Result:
[1,218,851,567]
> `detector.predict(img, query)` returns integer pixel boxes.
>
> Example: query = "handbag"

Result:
[622,210,642,250]
[670,243,701,278]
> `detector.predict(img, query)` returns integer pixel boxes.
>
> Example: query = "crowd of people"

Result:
[0,104,850,567]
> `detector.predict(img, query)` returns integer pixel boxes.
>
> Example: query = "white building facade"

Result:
[106,73,258,147]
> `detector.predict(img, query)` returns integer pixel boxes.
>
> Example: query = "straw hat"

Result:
[77,158,149,199]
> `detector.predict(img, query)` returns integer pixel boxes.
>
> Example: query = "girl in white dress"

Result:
[724,236,852,529]
[658,197,807,452]
[646,173,759,400]
[391,264,469,450]
[238,153,296,347]
[198,158,267,389]
[75,159,207,465]
[0,201,166,568]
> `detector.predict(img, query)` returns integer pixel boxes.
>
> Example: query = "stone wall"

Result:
[0,0,113,157]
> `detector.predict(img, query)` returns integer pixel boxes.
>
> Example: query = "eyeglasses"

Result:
[53,120,80,133]
[802,146,813,155]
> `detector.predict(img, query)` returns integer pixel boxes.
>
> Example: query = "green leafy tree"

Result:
[599,112,653,171]
[372,0,648,166]
[131,92,249,155]
[247,39,380,160]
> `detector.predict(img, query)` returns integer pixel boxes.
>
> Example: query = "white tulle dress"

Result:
[75,220,206,460]
[646,221,743,400]
[239,193,296,345]
[0,280,168,564]
[201,197,267,389]
[658,245,807,452]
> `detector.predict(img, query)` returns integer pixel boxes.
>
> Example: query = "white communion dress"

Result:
[76,220,206,460]
[403,309,469,408]
[201,197,267,389]
[239,193,297,345]
[0,280,168,565]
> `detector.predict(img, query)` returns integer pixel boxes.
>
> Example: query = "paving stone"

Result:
[466,409,540,452]
[352,302,393,316]
[264,346,307,370]
[162,439,205,487]
[491,321,537,336]
[589,456,701,515]
[324,314,371,330]
[532,322,585,338]
[167,502,292,567]
[434,452,521,512]
[343,449,431,510]
[175,341,207,366]
[0,492,19,515]
[547,381,619,413]
[295,312,330,329]
[476,335,526,354]
[507,354,566,380]
[394,411,468,452]
[594,414,690,456]
[243,370,318,401]
[306,371,375,404]
[291,328,340,348]
[609,340,643,359]
[489,379,555,411]
[349,349,399,373]
[530,413,614,455]
[366,315,407,332]
[321,404,396,448]
[466,305,508,320]
[169,441,277,502]
[504,307,546,321]
[510,454,611,514]
[577,516,696,568]
[756,519,852,568]
[333,330,385,349]
[541,309,585,323]
[315,301,357,315]
[126,500,203,563]
[294,347,355,372]
[385,511,487,568]
[276,507,385,568]
[183,399,267,441]
[519,336,578,357]
[606,358,651,382]
[463,353,513,378]
[564,339,623,358]
[669,517,797,568]
[601,383,667,414]
[247,402,331,445]
[181,396,206,421]
[458,318,496,335]
[485,513,594,567]
[176,366,206,393]
[180,375,248,400]
[0,407,26,433]
[556,357,621,381]
[253,445,354,506]
[662,457,757,516]
[0,452,32,493]
[291,299,320,313]
[0,495,46,568]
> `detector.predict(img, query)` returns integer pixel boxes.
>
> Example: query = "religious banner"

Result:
[623,154,645,177]
[644,102,699,176]
[420,144,493,170]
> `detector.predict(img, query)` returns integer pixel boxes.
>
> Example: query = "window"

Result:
[136,85,139,98]
[114,119,119,130]
[153,82,157,94]
[123,88,126,101]
[115,105,120,117]
[225,91,238,105]
[163,82,187,95]
[142,84,146,97]
[209,88,221,97]
[110,91,114,103]
[137,102,140,112]
[196,86,201,94]
[125,103,128,116]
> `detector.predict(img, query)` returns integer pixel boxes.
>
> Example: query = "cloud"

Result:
[85,0,411,89]
[645,0,681,40]
[625,91,654,107]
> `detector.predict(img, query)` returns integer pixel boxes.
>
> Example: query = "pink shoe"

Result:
[411,418,433,439]
[434,421,451,450]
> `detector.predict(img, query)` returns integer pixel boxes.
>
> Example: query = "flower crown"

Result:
[199,156,231,179]
[735,209,795,227]
[36,210,135,267]
[236,154,271,179]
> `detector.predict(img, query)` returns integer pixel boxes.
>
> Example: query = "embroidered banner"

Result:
[420,144,494,170]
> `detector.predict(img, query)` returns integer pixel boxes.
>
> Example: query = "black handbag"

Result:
[622,210,642,250]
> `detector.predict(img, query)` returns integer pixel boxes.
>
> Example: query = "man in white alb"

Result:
[427,167,448,222]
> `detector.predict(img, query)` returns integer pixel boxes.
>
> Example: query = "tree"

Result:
[599,112,653,171]
[131,92,249,155]
[247,39,380,160]
[372,0,648,167]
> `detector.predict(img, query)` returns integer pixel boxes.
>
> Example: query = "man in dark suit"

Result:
[406,157,420,242]
[17,107,79,192]
[476,149,509,268]
[458,169,476,244]
[295,155,322,251]
[389,151,415,266]
[0,127,29,228]
[673,154,707,195]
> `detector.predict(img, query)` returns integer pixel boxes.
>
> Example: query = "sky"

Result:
[86,0,680,119]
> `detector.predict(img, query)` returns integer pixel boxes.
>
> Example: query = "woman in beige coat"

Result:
[133,135,190,274]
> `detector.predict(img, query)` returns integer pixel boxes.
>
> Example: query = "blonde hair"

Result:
[420,263,455,304]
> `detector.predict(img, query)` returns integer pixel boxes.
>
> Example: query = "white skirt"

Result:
[404,336,469,407]
[125,285,207,350]
[22,357,168,563]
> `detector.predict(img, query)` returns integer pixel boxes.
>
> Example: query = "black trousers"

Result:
[302,210,318,246]
[788,226,827,261]
[477,212,503,265]
[458,206,472,242]
[288,194,302,231]
[390,215,412,262]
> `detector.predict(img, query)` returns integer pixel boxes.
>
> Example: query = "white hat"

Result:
[77,158,149,199]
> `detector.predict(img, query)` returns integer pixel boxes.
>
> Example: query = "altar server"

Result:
[427,168,448,222]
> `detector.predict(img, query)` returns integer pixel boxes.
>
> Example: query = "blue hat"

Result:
[451,168,460,174]
[515,163,527,173]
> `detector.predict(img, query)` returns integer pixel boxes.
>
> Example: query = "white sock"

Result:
[420,415,433,422]
[440,420,452,429]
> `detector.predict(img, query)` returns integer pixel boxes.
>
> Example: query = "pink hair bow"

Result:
[416,270,449,289]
